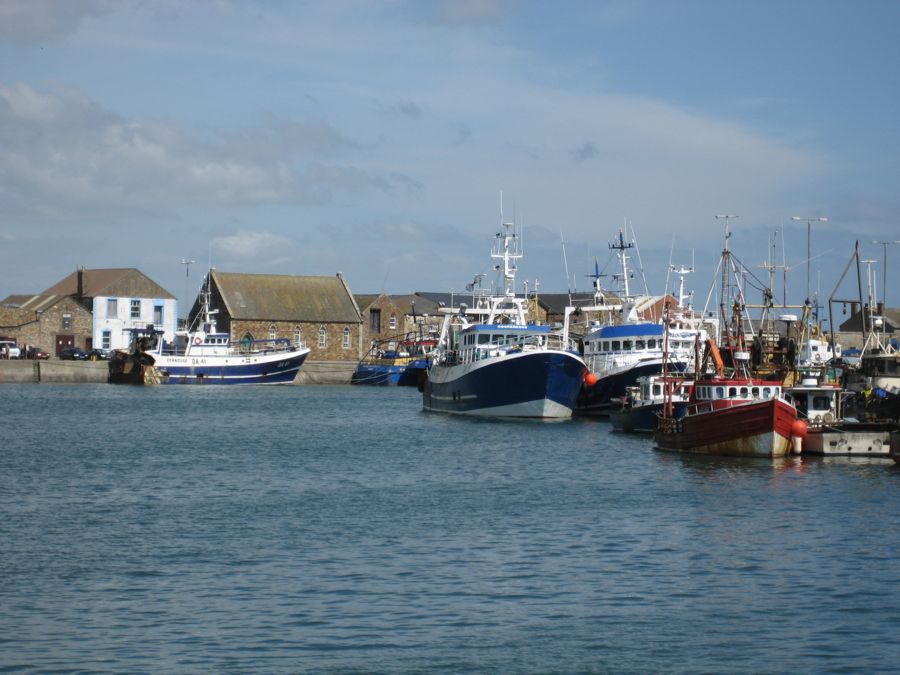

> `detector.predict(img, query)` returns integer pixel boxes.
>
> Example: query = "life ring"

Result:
[193,337,202,345]
[814,353,822,362]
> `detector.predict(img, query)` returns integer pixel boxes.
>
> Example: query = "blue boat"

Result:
[352,337,436,386]
[422,221,588,418]
[109,273,310,385]
[609,374,692,433]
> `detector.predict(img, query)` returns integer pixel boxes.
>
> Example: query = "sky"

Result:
[1,0,899,325]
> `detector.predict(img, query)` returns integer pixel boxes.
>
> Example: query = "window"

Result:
[294,326,304,347]
[611,341,621,350]
[478,334,490,344]
[648,339,657,349]
[107,298,117,317]
[636,340,645,350]
[728,387,737,397]
[269,324,277,341]
[342,326,351,349]
[101,331,111,349]
[61,313,71,330]
[623,340,633,350]
[130,299,141,319]
[153,305,163,326]
[241,333,253,352]
[369,309,381,333]
[715,386,725,398]
[318,325,327,348]
[389,313,397,330]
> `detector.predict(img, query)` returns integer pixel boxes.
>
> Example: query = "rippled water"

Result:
[1,383,899,673]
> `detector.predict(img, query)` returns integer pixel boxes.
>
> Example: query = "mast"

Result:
[609,229,635,300]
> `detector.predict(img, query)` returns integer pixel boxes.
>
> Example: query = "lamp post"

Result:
[180,258,196,321]
[791,216,827,305]
[872,240,900,307]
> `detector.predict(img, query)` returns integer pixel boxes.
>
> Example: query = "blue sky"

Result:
[1,0,898,325]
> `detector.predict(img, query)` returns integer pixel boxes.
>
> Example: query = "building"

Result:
[1,267,177,355]
[197,270,362,361]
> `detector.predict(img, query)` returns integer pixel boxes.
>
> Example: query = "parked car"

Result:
[29,347,51,360]
[0,340,22,359]
[59,347,89,360]
[87,348,112,361]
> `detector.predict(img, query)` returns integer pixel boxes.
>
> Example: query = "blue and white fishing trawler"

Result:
[574,231,713,416]
[109,272,310,385]
[422,221,588,418]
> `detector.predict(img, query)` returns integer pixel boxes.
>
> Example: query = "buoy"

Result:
[584,372,598,387]
[791,419,808,439]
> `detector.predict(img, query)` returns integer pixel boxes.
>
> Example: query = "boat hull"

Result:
[654,398,797,458]
[576,359,686,417]
[801,423,897,456]
[423,350,586,418]
[351,359,429,386]
[610,402,688,434]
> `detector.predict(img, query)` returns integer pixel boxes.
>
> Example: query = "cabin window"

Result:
[773,387,780,397]
[318,325,327,348]
[602,341,610,351]
[740,387,749,397]
[812,396,831,411]
[636,340,645,350]
[369,309,381,333]
[130,299,141,319]
[752,387,760,397]
[102,331,111,349]
[269,324,277,341]
[716,386,725,399]
[478,334,490,344]
[728,387,737,397]
[492,334,503,344]
[623,340,633,350]
[611,341,621,350]
[762,387,771,398]
[652,384,661,396]
[342,326,351,349]
[107,298,117,317]
[648,339,657,349]
[389,313,397,330]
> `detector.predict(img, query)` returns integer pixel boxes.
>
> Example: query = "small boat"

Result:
[785,378,897,456]
[609,374,692,434]
[422,221,588,418]
[654,345,802,458]
[351,335,436,386]
[109,273,310,385]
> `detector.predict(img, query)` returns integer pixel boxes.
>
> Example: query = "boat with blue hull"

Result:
[109,273,310,385]
[422,221,588,418]
[610,374,693,434]
[351,337,435,386]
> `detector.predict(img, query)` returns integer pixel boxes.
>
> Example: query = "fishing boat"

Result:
[654,346,801,457]
[109,273,310,384]
[575,231,712,416]
[785,378,897,456]
[609,373,692,434]
[421,221,588,418]
[351,335,436,386]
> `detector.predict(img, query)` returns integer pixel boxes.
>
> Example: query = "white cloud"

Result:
[211,230,292,259]
[0,0,112,42]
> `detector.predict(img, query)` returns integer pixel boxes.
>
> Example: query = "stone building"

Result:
[196,270,362,361]
[1,267,176,355]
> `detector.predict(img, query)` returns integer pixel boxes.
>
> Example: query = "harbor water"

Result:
[1,384,899,673]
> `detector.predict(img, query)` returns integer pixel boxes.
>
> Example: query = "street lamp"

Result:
[872,240,900,306]
[791,216,827,304]
[180,258,196,321]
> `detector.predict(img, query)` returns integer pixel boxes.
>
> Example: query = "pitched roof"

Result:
[212,270,361,323]
[42,268,176,300]
[0,294,67,312]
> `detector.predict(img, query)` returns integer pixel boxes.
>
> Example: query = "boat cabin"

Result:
[451,324,554,365]
[785,380,842,427]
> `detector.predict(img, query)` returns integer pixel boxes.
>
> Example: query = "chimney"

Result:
[76,267,84,300]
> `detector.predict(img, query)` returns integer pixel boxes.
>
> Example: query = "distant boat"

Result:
[109,272,310,385]
[786,378,897,456]
[609,373,692,434]
[352,335,436,386]
[422,221,588,418]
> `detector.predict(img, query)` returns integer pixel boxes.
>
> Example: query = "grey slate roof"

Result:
[212,270,361,323]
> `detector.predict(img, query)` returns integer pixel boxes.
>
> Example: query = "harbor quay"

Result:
[0,360,355,385]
